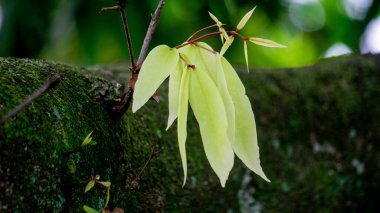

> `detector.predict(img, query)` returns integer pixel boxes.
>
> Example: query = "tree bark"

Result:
[1,54,379,212]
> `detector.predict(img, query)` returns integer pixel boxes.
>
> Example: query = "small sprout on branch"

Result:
[81,175,112,211]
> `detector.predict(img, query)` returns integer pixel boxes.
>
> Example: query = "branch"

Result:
[0,74,61,125]
[136,0,166,70]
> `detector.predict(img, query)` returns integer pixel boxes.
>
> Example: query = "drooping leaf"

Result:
[189,66,234,187]
[221,57,270,182]
[243,41,249,72]
[249,37,287,48]
[220,36,234,56]
[190,43,235,143]
[167,57,184,130]
[132,45,179,113]
[83,205,100,213]
[85,180,96,193]
[236,6,256,31]
[81,131,93,147]
[177,67,191,186]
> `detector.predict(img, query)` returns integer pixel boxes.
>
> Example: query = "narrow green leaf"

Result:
[84,180,95,193]
[132,45,179,113]
[220,36,234,56]
[191,43,235,143]
[98,181,111,188]
[81,131,93,147]
[221,57,270,182]
[248,37,287,48]
[236,6,256,31]
[177,67,191,186]
[167,57,185,130]
[243,41,249,72]
[104,188,110,209]
[189,66,234,187]
[87,140,97,146]
[83,205,100,213]
[208,11,221,26]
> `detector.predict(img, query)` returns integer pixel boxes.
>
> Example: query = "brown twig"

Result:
[0,74,61,125]
[119,7,136,68]
[100,2,136,68]
[133,147,159,182]
[113,0,166,116]
[136,0,166,71]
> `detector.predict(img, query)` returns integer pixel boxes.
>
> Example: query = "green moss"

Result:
[1,54,380,212]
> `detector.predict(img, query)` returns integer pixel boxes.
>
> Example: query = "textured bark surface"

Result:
[1,54,379,212]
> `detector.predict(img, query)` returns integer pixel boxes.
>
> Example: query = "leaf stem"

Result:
[186,24,225,41]
[176,31,222,49]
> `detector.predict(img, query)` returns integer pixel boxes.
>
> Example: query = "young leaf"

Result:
[208,12,228,42]
[189,66,234,187]
[132,45,179,113]
[81,131,94,147]
[83,205,100,213]
[220,36,235,56]
[249,37,287,48]
[208,11,222,26]
[98,181,111,188]
[221,57,270,182]
[191,43,235,143]
[236,6,256,31]
[243,41,249,72]
[167,57,184,130]
[177,67,191,186]
[85,180,96,193]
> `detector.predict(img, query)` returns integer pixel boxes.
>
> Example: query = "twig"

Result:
[133,147,159,182]
[113,0,166,116]
[119,7,136,68]
[100,1,136,68]
[136,0,166,70]
[0,74,61,125]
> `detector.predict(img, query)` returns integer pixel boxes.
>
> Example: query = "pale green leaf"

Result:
[220,28,229,42]
[166,59,184,130]
[236,6,256,31]
[177,67,191,186]
[243,41,249,72]
[208,11,221,26]
[84,180,95,193]
[189,66,234,187]
[81,131,93,147]
[249,37,287,48]
[132,45,179,113]
[190,43,235,143]
[98,181,111,188]
[83,205,100,213]
[220,36,234,56]
[221,57,270,182]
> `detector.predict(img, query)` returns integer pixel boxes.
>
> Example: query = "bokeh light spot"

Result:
[324,43,352,58]
[360,16,380,53]
[343,0,373,20]
[289,0,326,32]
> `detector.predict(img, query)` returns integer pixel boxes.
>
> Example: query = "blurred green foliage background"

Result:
[0,0,379,67]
